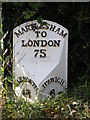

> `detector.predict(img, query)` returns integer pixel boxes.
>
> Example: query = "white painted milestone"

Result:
[13,20,68,100]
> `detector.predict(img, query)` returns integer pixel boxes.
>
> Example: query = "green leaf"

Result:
[30,11,35,18]
[5,55,10,63]
[8,79,13,83]
[28,3,43,10]
[5,80,8,89]
[1,67,4,72]
[41,22,47,26]
[8,70,12,76]
[13,3,23,7]
[23,11,35,20]
[24,14,30,19]
[37,16,43,23]
[0,56,2,61]
[5,76,13,83]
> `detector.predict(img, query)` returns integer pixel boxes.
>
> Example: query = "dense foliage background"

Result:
[2,2,90,88]
[1,2,90,120]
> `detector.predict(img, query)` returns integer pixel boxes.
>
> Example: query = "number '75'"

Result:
[34,49,46,58]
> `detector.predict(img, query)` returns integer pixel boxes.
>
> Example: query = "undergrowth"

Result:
[1,83,90,120]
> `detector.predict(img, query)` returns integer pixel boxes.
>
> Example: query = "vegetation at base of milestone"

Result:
[0,2,90,120]
[1,86,90,120]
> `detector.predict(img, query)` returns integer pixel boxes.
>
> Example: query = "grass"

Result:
[1,82,90,120]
